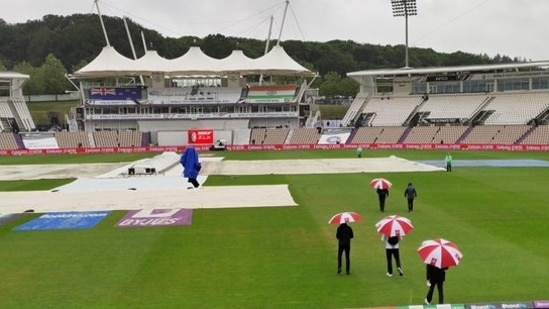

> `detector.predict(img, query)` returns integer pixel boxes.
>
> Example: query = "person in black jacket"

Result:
[404,183,417,212]
[336,221,354,275]
[425,264,448,305]
[377,188,389,212]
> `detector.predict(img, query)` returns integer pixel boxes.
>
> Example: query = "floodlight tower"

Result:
[391,0,417,68]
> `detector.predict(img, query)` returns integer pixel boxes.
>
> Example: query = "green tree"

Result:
[0,58,6,71]
[40,54,70,94]
[13,61,44,95]
[318,71,358,99]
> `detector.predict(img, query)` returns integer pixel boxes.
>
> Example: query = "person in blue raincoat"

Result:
[180,147,202,188]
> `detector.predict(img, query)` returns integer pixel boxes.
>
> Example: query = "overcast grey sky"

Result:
[3,0,549,62]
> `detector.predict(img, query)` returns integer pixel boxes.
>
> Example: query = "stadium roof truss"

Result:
[347,61,549,80]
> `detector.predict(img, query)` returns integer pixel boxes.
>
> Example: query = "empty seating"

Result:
[362,96,423,126]
[118,131,142,147]
[91,130,143,147]
[263,128,290,145]
[0,98,14,118]
[461,125,531,144]
[55,131,91,148]
[10,97,35,131]
[483,93,549,125]
[93,131,119,147]
[404,126,468,144]
[348,126,406,144]
[250,128,266,145]
[374,127,408,144]
[0,132,18,150]
[419,94,488,121]
[350,127,385,144]
[521,125,549,145]
[288,128,321,144]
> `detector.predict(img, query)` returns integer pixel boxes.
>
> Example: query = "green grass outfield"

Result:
[0,149,548,308]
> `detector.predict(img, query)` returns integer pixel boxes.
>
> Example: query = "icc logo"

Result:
[190,132,197,143]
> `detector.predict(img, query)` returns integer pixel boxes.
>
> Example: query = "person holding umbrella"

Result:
[336,219,354,275]
[377,188,389,212]
[375,215,414,277]
[382,233,403,277]
[329,212,361,275]
[370,178,392,212]
[425,264,448,305]
[417,238,463,305]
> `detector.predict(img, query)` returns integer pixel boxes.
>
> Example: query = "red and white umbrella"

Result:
[375,215,414,237]
[370,178,392,190]
[328,212,363,225]
[418,238,463,269]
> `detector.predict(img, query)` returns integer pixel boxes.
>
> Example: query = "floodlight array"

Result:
[391,0,417,17]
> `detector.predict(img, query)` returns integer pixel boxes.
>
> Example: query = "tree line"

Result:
[0,14,519,98]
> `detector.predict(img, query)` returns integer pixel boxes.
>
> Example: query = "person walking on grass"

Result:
[336,220,354,275]
[376,188,389,212]
[425,264,448,305]
[382,234,403,277]
[445,153,453,172]
[404,182,417,212]
[180,146,202,189]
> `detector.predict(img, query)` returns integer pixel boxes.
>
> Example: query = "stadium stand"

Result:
[403,125,469,144]
[341,94,368,127]
[55,131,92,148]
[373,126,408,144]
[0,98,15,118]
[418,94,489,121]
[482,92,549,125]
[250,128,267,145]
[118,130,143,147]
[460,125,531,144]
[147,87,243,104]
[520,125,549,145]
[263,128,290,145]
[361,96,423,126]
[350,127,385,144]
[288,128,321,144]
[93,131,119,147]
[0,132,18,150]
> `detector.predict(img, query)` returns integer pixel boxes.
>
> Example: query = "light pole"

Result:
[391,0,417,68]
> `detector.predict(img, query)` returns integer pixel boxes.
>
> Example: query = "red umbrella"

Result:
[375,215,414,237]
[418,238,463,269]
[370,178,392,190]
[328,212,363,225]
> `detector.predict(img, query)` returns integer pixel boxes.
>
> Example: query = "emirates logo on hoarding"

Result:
[188,130,214,145]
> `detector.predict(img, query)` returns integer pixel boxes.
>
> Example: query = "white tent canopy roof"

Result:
[220,50,256,74]
[169,46,223,76]
[133,50,172,74]
[74,45,314,78]
[250,45,312,76]
[75,46,137,77]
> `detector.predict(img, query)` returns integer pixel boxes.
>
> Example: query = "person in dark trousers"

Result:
[425,264,448,305]
[336,221,354,275]
[180,146,202,188]
[376,188,389,212]
[445,153,453,172]
[382,234,403,277]
[404,183,417,212]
